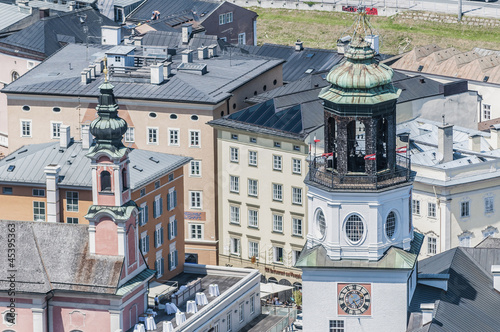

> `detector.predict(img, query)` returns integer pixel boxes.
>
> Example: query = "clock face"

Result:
[338,284,371,316]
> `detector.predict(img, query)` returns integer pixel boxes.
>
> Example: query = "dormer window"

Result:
[101,171,111,191]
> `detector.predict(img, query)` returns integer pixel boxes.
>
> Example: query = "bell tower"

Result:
[298,8,422,332]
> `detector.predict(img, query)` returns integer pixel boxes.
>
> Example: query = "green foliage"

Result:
[303,1,317,6]
[293,290,302,306]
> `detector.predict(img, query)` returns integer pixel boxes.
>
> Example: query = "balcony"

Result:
[307,154,412,191]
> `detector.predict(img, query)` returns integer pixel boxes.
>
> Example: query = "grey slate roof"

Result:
[0,141,191,190]
[409,246,500,332]
[208,98,323,140]
[0,221,124,295]
[141,30,220,52]
[2,43,284,105]
[127,0,220,23]
[0,2,31,32]
[0,8,117,57]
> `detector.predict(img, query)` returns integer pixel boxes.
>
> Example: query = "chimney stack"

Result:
[82,125,92,149]
[101,26,121,46]
[295,39,304,52]
[81,69,90,84]
[468,134,482,152]
[60,125,71,149]
[490,125,500,149]
[438,116,453,164]
[44,164,61,223]
[208,44,218,58]
[182,49,194,63]
[150,63,164,84]
[88,64,96,80]
[163,62,172,78]
[492,265,500,292]
[420,303,435,326]
[39,7,49,19]
[182,24,192,44]
[198,46,208,60]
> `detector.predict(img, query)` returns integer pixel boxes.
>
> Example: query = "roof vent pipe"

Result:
[468,134,482,152]
[295,40,304,52]
[163,62,172,78]
[438,116,453,164]
[490,125,500,149]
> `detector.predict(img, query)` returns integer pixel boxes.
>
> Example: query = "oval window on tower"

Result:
[149,112,157,118]
[345,214,365,244]
[386,211,397,239]
[315,208,326,239]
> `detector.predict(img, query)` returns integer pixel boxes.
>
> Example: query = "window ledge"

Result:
[99,191,114,195]
[292,234,303,238]
[272,231,284,234]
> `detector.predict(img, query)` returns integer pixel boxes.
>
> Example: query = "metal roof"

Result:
[408,246,500,331]
[127,0,219,23]
[1,8,117,57]
[0,2,31,32]
[2,43,284,105]
[0,221,124,295]
[141,31,220,53]
[0,141,191,190]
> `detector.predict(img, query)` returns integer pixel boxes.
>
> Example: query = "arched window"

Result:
[345,214,365,244]
[347,120,365,172]
[11,71,19,82]
[101,171,111,191]
[122,168,128,190]
[386,211,397,239]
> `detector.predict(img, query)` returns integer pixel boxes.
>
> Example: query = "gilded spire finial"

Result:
[103,57,108,82]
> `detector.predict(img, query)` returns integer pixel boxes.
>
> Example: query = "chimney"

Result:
[492,265,500,292]
[420,303,435,326]
[468,134,482,152]
[150,63,164,84]
[490,125,500,149]
[94,60,103,74]
[182,49,194,63]
[39,7,49,18]
[208,44,218,58]
[295,39,304,52]
[438,117,453,164]
[82,125,92,149]
[88,65,96,80]
[60,125,71,149]
[81,69,89,84]
[101,26,121,46]
[198,46,208,60]
[134,36,143,46]
[163,62,172,78]
[44,164,61,223]
[68,1,75,11]
[182,24,192,44]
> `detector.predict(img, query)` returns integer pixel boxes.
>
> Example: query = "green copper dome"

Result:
[87,81,128,159]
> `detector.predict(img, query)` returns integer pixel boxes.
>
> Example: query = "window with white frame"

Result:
[168,216,177,240]
[292,158,301,174]
[230,147,239,162]
[21,120,32,137]
[273,183,283,201]
[153,195,163,218]
[230,205,240,224]
[273,214,283,233]
[427,236,437,255]
[273,246,283,263]
[273,155,282,171]
[248,179,258,197]
[248,209,258,228]
[239,302,244,322]
[139,203,148,225]
[190,160,201,176]
[32,188,45,197]
[155,255,164,277]
[51,122,62,139]
[189,130,200,147]
[219,13,225,25]
[292,217,302,236]
[248,151,257,166]
[461,201,470,218]
[190,191,202,209]
[67,217,78,224]
[292,249,301,265]
[238,33,246,45]
[154,224,164,248]
[459,234,471,247]
[230,175,239,193]
[484,104,491,120]
[33,201,45,221]
[167,187,177,211]
[330,320,345,332]
[155,181,160,189]
[412,199,420,215]
[485,196,494,214]
[140,232,149,253]
[249,241,259,259]
[250,296,255,314]
[169,129,179,145]
[230,237,240,255]
[483,227,498,239]
[125,127,135,142]
[148,127,158,144]
[66,191,79,212]
[226,12,233,23]
[428,202,436,218]
[140,188,146,197]
[169,249,178,271]
[190,224,203,240]
[226,312,232,332]
[292,187,302,205]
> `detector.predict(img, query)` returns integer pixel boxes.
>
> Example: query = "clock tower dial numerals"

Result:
[338,284,371,316]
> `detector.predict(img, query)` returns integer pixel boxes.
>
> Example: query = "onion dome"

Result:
[87,81,128,159]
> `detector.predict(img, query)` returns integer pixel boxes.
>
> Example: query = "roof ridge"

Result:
[30,223,53,291]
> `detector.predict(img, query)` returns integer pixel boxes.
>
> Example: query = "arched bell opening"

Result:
[347,120,365,173]
[376,117,389,171]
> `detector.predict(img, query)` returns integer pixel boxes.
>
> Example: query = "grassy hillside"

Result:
[254,8,500,55]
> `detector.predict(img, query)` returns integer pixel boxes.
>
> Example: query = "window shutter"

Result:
[174,219,178,237]
[160,197,163,216]
[154,259,158,273]
[153,200,157,218]
[139,238,142,252]
[160,227,164,245]
[168,222,172,241]
[168,253,172,271]
[174,190,177,208]
[154,230,158,248]
[167,193,171,211]
[146,235,150,252]
[174,250,178,267]
[161,258,165,275]
[145,205,149,223]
